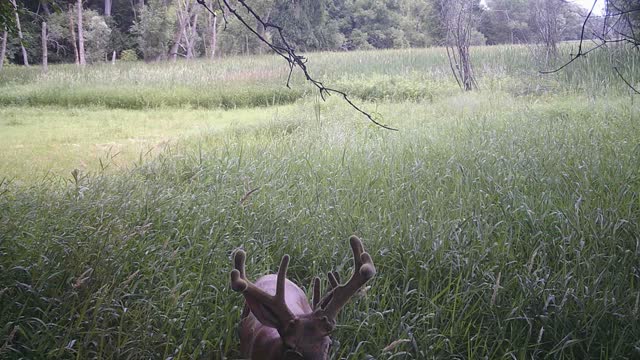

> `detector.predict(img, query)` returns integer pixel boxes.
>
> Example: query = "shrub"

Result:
[120,49,138,62]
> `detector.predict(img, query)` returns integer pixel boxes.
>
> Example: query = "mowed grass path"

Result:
[1,46,640,359]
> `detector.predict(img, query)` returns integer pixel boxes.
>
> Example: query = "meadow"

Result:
[1,43,639,359]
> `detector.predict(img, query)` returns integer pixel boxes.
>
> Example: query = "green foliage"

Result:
[46,8,74,62]
[5,0,638,63]
[329,0,418,50]
[131,0,174,61]
[480,0,593,45]
[271,0,331,51]
[84,12,112,63]
[106,17,135,59]
[479,0,532,44]
[0,1,16,33]
[47,8,112,63]
[120,48,138,61]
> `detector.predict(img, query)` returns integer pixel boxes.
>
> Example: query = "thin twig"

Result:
[540,0,598,74]
[614,67,640,94]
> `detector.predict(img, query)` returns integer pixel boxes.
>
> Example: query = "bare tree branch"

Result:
[539,0,639,95]
[614,66,640,94]
[540,0,598,74]
[196,0,398,131]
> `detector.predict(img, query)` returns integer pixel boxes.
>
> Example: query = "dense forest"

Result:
[0,0,609,64]
[0,0,638,65]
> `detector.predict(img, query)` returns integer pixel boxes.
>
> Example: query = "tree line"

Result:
[0,0,637,66]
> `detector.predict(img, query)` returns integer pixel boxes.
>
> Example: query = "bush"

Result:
[120,49,138,62]
[85,14,112,63]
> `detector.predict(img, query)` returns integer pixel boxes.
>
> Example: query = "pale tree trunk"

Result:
[185,12,198,59]
[210,12,217,60]
[255,9,270,54]
[0,30,7,71]
[77,0,86,65]
[69,5,80,65]
[42,22,48,73]
[169,24,185,61]
[169,0,187,61]
[169,0,194,61]
[10,0,29,66]
[104,0,112,17]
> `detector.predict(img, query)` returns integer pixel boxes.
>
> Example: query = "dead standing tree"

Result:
[0,29,7,71]
[206,10,217,60]
[442,0,478,91]
[531,0,565,65]
[77,0,86,65]
[9,0,29,66]
[169,0,201,61]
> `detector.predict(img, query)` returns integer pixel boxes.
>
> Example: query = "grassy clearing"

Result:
[0,105,297,182]
[1,45,640,359]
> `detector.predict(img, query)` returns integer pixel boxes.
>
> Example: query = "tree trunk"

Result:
[169,0,193,61]
[210,13,217,60]
[443,0,476,91]
[185,12,198,59]
[69,5,80,65]
[10,0,29,66]
[255,9,270,54]
[42,22,48,73]
[105,0,112,17]
[169,23,185,61]
[169,0,185,61]
[77,0,86,65]
[0,30,7,71]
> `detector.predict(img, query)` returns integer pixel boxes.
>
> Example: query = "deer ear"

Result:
[244,296,283,328]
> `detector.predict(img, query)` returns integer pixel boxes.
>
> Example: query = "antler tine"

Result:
[319,236,376,321]
[230,249,248,292]
[327,272,339,289]
[230,250,294,324]
[275,254,289,301]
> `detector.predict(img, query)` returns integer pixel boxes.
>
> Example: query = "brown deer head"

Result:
[230,235,376,360]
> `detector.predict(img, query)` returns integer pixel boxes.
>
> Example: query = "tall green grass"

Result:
[2,87,639,358]
[1,44,638,109]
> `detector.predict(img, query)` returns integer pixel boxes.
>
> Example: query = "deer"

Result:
[230,235,376,360]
